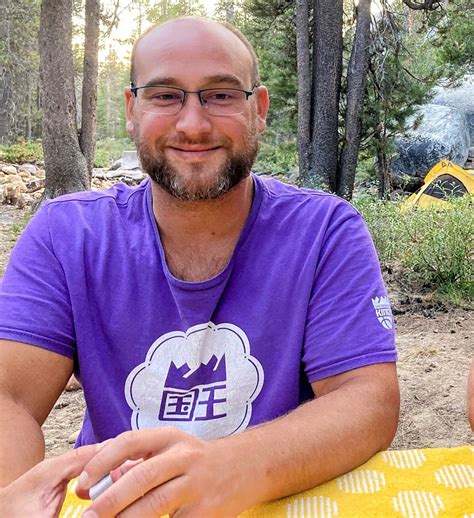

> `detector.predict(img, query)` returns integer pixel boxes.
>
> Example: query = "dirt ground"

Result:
[0,204,472,457]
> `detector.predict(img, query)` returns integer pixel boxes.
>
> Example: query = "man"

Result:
[0,17,399,517]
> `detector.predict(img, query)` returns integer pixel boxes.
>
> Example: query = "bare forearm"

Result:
[0,395,46,486]
[221,373,399,508]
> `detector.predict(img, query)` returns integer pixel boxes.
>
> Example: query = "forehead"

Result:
[133,20,253,88]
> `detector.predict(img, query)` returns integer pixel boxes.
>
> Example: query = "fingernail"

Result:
[78,471,89,488]
[82,510,98,518]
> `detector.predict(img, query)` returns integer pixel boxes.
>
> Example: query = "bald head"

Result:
[130,17,260,88]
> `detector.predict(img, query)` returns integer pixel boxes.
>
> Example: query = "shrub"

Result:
[0,140,44,164]
[254,140,298,176]
[355,195,473,305]
[94,138,134,168]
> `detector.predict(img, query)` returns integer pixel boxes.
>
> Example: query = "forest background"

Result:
[0,0,473,451]
[1,0,473,305]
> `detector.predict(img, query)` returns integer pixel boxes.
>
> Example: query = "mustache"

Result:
[157,135,231,149]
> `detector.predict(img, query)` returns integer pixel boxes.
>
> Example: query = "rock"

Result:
[18,163,37,175]
[432,75,474,145]
[2,165,17,175]
[16,193,26,209]
[36,169,46,178]
[11,178,27,192]
[65,375,82,391]
[109,150,141,171]
[26,178,45,192]
[67,430,80,444]
[102,169,145,181]
[2,183,23,205]
[392,104,470,179]
[22,193,35,206]
[19,170,32,180]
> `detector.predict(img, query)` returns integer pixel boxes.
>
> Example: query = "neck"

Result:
[150,175,254,246]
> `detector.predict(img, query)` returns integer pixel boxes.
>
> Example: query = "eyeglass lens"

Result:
[136,87,250,116]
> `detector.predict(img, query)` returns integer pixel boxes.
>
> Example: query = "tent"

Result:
[401,160,474,211]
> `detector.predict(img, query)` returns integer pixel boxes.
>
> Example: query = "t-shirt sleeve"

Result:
[302,207,397,383]
[0,204,76,357]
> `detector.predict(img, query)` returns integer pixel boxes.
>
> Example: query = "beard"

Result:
[135,131,259,202]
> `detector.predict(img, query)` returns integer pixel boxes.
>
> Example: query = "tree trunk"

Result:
[337,0,372,200]
[295,0,311,185]
[375,130,391,199]
[80,0,100,176]
[308,0,343,191]
[0,0,12,144]
[39,0,89,201]
[26,78,32,140]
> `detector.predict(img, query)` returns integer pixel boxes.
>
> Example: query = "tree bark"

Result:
[0,0,12,144]
[80,0,100,176]
[39,0,89,201]
[295,0,311,185]
[337,0,372,200]
[308,0,343,191]
[375,127,391,199]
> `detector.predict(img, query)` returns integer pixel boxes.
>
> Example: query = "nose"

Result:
[174,92,212,138]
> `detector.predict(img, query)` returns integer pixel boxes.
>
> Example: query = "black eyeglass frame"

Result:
[129,83,259,111]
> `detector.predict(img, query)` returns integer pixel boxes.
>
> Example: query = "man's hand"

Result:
[0,444,102,518]
[77,428,251,518]
[77,363,399,518]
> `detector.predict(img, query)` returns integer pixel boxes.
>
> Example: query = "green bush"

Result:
[0,140,44,164]
[254,140,298,176]
[355,195,474,305]
[94,137,134,168]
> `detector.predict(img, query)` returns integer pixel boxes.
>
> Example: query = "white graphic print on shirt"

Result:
[124,322,264,439]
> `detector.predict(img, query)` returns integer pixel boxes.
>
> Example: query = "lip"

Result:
[167,146,222,160]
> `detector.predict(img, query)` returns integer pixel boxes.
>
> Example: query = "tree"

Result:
[337,0,372,200]
[0,0,41,144]
[96,49,130,140]
[38,0,100,201]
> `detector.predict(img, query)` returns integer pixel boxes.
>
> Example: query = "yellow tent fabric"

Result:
[60,446,473,517]
[401,160,474,211]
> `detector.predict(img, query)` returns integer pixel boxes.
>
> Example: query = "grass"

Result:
[94,137,134,168]
[0,138,134,169]
[355,194,474,306]
[0,140,44,164]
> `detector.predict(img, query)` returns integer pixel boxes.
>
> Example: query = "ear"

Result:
[255,85,269,134]
[124,86,135,135]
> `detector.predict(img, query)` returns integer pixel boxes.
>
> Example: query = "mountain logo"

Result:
[125,322,264,439]
[159,355,227,422]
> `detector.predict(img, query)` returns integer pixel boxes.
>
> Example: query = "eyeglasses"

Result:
[130,84,258,116]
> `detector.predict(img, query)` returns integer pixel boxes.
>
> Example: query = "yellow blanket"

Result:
[60,446,473,517]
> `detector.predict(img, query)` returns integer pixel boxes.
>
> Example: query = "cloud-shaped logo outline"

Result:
[124,322,264,437]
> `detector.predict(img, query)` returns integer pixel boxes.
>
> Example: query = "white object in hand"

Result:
[89,474,113,500]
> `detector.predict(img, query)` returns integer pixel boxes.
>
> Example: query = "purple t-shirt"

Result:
[0,175,396,445]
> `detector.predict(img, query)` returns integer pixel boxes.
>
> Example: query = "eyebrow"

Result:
[142,74,246,89]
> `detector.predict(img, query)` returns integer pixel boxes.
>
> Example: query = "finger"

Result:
[85,450,187,518]
[117,477,189,518]
[31,443,103,484]
[110,459,144,482]
[78,428,181,491]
